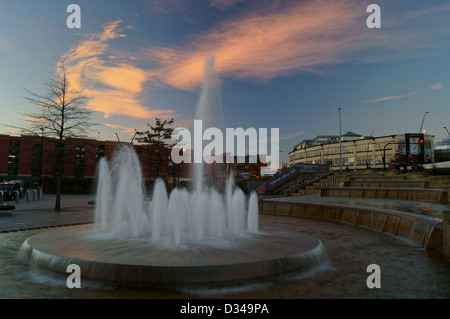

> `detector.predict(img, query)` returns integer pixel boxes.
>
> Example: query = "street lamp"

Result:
[444,127,450,137]
[131,131,138,144]
[338,107,342,172]
[177,148,185,187]
[419,112,429,134]
[114,133,121,144]
[39,127,45,188]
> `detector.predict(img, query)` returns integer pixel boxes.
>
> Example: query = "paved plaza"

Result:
[0,194,95,232]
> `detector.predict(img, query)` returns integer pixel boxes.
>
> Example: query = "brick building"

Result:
[0,134,267,193]
[0,134,120,191]
[0,134,193,192]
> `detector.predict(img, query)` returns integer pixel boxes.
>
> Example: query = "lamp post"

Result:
[366,130,374,168]
[131,131,137,144]
[419,112,429,134]
[444,127,450,137]
[338,107,342,172]
[382,142,396,171]
[114,133,121,144]
[39,127,45,188]
[176,148,185,187]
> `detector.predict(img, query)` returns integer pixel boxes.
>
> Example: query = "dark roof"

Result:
[342,131,361,137]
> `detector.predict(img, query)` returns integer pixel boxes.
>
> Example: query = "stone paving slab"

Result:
[0,194,95,232]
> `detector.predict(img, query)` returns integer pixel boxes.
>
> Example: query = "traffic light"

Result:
[418,135,425,164]
[408,155,414,162]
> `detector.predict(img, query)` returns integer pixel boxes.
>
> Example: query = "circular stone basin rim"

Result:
[18,224,327,288]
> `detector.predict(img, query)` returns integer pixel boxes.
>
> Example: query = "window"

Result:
[357,157,372,165]
[32,144,42,177]
[375,156,383,164]
[96,145,105,162]
[342,146,354,153]
[323,147,339,155]
[356,144,373,152]
[343,157,354,166]
[75,146,85,178]
[8,141,20,176]
[306,149,321,158]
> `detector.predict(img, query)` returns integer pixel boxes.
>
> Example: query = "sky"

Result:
[1,0,450,166]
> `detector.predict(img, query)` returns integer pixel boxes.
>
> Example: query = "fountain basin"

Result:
[260,198,443,251]
[18,224,327,288]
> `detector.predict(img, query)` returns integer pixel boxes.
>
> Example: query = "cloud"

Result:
[365,92,417,103]
[430,83,443,90]
[147,0,370,90]
[210,0,244,10]
[62,20,174,119]
[366,81,445,103]
[144,0,450,91]
[104,123,136,134]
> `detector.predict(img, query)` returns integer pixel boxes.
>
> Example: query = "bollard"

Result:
[38,187,43,200]
[0,191,3,204]
[33,189,37,201]
[26,190,31,202]
[14,190,19,203]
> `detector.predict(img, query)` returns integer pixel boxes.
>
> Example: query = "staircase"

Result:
[292,171,349,195]
[319,171,448,204]
[256,163,330,195]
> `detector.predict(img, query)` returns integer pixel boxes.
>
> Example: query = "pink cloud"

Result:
[145,0,450,91]
[365,92,417,103]
[62,20,173,119]
[104,123,136,134]
[430,83,443,90]
[146,0,370,90]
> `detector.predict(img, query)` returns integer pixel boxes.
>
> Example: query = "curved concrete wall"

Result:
[260,199,443,252]
[320,187,447,204]
[342,180,429,188]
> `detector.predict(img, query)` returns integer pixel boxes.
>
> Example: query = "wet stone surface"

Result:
[273,194,448,219]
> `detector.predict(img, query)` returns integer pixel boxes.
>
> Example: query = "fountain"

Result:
[17,56,328,289]
[93,144,260,245]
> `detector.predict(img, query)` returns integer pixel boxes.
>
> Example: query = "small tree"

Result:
[391,150,407,170]
[22,57,93,211]
[135,118,175,178]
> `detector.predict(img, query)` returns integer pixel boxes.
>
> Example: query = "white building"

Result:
[289,132,434,170]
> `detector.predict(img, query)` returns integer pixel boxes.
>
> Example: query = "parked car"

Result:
[0,182,16,200]
[9,179,25,196]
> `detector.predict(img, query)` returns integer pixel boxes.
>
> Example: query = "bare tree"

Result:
[23,57,93,211]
